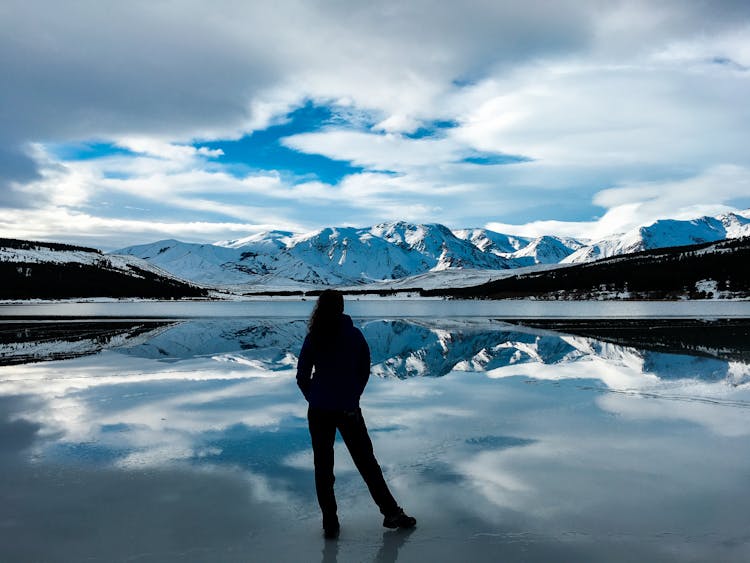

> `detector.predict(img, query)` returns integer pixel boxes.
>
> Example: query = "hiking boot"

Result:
[323,517,340,539]
[383,508,416,529]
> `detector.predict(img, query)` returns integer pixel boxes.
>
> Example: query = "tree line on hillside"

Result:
[508,318,750,364]
[420,237,750,300]
[0,238,102,253]
[1,261,207,300]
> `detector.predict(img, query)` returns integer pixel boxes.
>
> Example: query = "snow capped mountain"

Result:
[117,221,511,287]
[563,211,750,264]
[452,229,584,266]
[369,222,506,270]
[113,209,749,288]
[285,226,425,282]
[719,211,750,238]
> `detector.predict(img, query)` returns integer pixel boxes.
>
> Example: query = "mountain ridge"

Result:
[113,210,750,288]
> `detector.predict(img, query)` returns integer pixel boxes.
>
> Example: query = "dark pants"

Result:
[308,406,399,522]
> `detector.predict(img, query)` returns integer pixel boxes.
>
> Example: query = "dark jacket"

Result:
[296,314,371,410]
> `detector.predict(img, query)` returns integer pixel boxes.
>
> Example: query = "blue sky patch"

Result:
[47,141,136,161]
[462,152,531,166]
[102,170,132,180]
[404,119,459,139]
[710,56,748,71]
[196,102,366,184]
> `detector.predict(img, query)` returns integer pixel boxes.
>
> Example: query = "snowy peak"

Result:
[286,226,421,282]
[639,216,728,249]
[719,212,750,238]
[370,222,454,258]
[286,222,509,278]
[508,235,585,265]
[214,230,294,250]
[453,228,531,255]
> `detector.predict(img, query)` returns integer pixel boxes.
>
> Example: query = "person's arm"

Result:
[356,330,371,397]
[296,335,313,401]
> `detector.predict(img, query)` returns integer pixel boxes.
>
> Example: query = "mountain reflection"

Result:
[4,318,748,385]
[120,318,749,384]
[0,321,173,366]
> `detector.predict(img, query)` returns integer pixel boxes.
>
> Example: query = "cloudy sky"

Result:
[1,0,749,249]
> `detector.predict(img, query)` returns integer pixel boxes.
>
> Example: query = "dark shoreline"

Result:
[508,318,750,363]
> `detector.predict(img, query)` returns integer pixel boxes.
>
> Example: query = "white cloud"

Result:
[487,166,750,239]
[452,56,750,170]
[273,23,750,235]
[653,24,750,67]
[2,1,750,242]
[593,165,750,210]
[115,138,224,161]
[0,207,291,250]
[282,130,465,170]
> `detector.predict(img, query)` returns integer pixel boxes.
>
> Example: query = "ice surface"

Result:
[2,314,750,562]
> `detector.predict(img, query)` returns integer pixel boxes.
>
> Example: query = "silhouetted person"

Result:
[297,290,416,539]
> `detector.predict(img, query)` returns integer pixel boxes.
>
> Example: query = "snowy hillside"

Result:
[1,241,169,276]
[0,239,207,299]
[563,211,750,263]
[109,239,287,286]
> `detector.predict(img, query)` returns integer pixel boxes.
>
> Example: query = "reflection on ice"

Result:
[0,321,173,366]
[1,317,750,561]
[5,318,747,386]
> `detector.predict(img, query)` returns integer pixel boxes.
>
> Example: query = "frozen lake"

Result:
[1,307,750,561]
[3,298,750,319]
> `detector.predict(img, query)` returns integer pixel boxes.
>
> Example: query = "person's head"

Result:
[308,289,345,347]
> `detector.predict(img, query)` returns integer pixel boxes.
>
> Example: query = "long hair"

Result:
[308,289,345,349]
